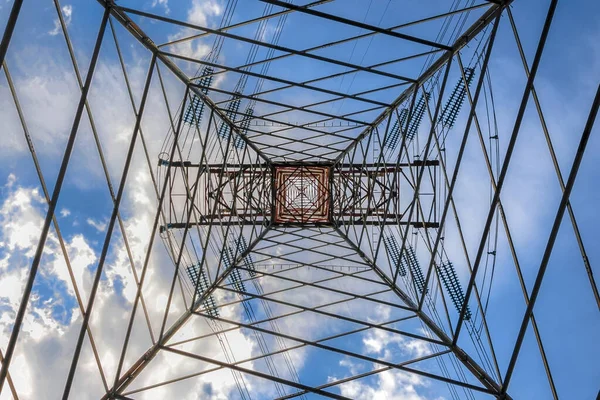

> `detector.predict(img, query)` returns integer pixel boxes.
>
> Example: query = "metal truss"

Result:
[1,0,599,399]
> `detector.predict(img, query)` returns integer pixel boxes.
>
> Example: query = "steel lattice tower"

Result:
[0,0,599,399]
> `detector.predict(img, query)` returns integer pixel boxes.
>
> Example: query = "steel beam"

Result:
[99,1,271,164]
[501,80,600,397]
[335,2,509,162]
[0,0,23,67]
[507,8,599,311]
[62,53,157,400]
[453,0,558,346]
[0,8,110,393]
[102,226,272,398]
[333,227,506,398]
[116,5,416,83]
[158,0,332,49]
[261,0,452,51]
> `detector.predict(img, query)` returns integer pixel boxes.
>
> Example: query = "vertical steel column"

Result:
[0,0,23,67]
[61,53,157,399]
[0,7,110,394]
[501,83,600,397]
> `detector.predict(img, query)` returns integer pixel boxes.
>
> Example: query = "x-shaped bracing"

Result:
[103,222,508,398]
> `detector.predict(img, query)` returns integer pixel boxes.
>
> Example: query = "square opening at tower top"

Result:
[274,166,331,224]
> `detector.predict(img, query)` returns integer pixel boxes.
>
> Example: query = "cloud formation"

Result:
[48,4,72,36]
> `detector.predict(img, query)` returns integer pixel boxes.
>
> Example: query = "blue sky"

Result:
[0,0,599,399]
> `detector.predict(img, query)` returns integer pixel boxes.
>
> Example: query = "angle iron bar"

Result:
[368,91,417,268]
[0,0,23,67]
[117,5,415,83]
[256,237,364,266]
[333,227,505,397]
[164,50,391,108]
[276,349,451,400]
[501,79,600,397]
[3,58,111,393]
[0,350,18,400]
[230,264,413,312]
[57,0,157,345]
[254,86,392,121]
[417,16,500,312]
[507,8,599,311]
[188,103,261,310]
[255,238,371,266]
[192,83,369,126]
[194,287,394,341]
[207,49,437,103]
[113,89,213,389]
[163,346,352,400]
[453,0,558,347]
[100,1,271,164]
[0,8,110,393]
[421,53,504,384]
[382,89,420,273]
[249,135,352,156]
[155,161,437,169]
[257,232,381,266]
[128,315,417,397]
[392,59,453,287]
[123,38,194,315]
[178,286,403,348]
[260,226,368,255]
[335,2,508,163]
[200,3,486,88]
[384,125,458,338]
[459,47,561,400]
[100,10,157,344]
[161,222,439,230]
[63,53,157,400]
[105,89,199,398]
[192,312,495,395]
[159,0,332,48]
[215,107,359,138]
[261,0,452,51]
[249,116,372,140]
[345,115,394,239]
[218,276,436,345]
[103,225,272,398]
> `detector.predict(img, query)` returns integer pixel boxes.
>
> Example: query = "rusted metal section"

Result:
[274,166,331,224]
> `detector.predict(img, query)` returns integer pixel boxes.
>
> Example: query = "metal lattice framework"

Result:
[1,0,599,399]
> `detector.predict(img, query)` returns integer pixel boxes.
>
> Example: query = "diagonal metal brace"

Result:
[98,0,271,165]
[333,226,510,399]
[102,225,272,398]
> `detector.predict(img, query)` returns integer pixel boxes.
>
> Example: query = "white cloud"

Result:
[163,0,223,62]
[0,171,250,399]
[86,217,107,233]
[0,178,46,257]
[336,369,434,400]
[324,305,437,400]
[59,208,70,217]
[363,325,431,361]
[339,358,363,375]
[0,1,486,399]
[48,5,72,36]
[151,0,170,14]
[188,0,222,26]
